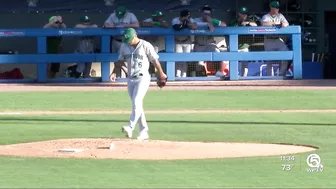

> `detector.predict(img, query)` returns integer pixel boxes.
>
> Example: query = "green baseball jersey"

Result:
[229,18,254,50]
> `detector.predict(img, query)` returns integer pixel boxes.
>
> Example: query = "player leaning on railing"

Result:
[65,16,98,78]
[228,7,258,77]
[171,10,197,78]
[141,11,169,76]
[43,16,66,79]
[192,5,229,78]
[104,5,140,79]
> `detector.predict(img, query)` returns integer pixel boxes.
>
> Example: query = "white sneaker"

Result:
[121,126,133,138]
[215,71,225,77]
[136,130,149,140]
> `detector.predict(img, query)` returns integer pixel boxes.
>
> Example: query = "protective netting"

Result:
[181,34,292,78]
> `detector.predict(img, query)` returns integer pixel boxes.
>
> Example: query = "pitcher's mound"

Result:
[0,138,316,160]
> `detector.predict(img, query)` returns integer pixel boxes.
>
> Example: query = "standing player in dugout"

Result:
[261,0,290,77]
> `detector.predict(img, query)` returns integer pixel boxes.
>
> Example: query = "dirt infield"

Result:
[0,80,330,160]
[0,138,317,160]
[0,79,336,92]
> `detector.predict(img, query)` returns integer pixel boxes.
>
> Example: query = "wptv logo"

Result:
[306,154,324,172]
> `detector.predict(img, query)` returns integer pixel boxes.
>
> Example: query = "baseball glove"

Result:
[156,76,167,88]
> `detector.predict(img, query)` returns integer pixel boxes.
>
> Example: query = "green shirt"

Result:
[47,37,62,54]
[229,18,253,50]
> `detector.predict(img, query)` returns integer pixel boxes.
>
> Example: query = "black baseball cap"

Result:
[180,9,190,17]
[201,5,212,12]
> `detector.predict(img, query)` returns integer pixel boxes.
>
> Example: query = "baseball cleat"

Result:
[136,131,149,140]
[122,126,133,138]
[215,71,225,77]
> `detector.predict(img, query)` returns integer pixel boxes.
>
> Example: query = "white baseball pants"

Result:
[127,74,151,132]
[175,44,191,77]
[264,39,289,76]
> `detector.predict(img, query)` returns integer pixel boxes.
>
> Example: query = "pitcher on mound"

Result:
[110,28,167,140]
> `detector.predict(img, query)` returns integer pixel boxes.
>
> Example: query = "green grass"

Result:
[0,90,335,188]
[0,113,335,188]
[0,90,336,110]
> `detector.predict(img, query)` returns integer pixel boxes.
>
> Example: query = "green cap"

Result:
[80,15,90,23]
[116,6,127,19]
[122,28,136,43]
[270,1,280,8]
[152,11,164,17]
[239,7,248,14]
[49,16,56,22]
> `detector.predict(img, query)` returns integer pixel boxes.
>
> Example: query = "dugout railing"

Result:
[0,26,302,83]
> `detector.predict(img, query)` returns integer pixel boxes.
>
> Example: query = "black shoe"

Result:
[69,71,82,78]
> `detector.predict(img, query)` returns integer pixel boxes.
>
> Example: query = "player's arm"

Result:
[141,20,154,27]
[110,46,126,81]
[123,13,140,28]
[172,18,188,30]
[211,18,226,27]
[75,24,86,28]
[186,19,197,30]
[158,20,169,28]
[261,15,275,26]
[103,14,115,28]
[280,14,289,27]
[146,43,166,79]
[247,21,258,26]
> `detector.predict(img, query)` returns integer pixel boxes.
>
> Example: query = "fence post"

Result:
[165,35,175,81]
[101,36,111,82]
[229,34,239,80]
[37,37,47,82]
[292,33,302,79]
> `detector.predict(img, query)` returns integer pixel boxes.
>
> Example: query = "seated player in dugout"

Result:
[192,5,229,77]
[104,5,140,79]
[141,11,169,76]
[227,7,258,77]
[261,0,290,77]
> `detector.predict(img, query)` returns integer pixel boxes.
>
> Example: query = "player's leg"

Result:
[239,48,249,77]
[182,44,191,77]
[277,40,290,76]
[264,39,274,76]
[125,76,151,138]
[175,44,183,77]
[121,79,137,138]
[49,63,60,78]
[209,44,228,77]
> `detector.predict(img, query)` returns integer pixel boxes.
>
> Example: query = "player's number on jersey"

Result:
[132,62,142,69]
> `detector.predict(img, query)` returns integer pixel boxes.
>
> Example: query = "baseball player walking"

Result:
[109,28,167,140]
[261,1,290,76]
[228,7,258,77]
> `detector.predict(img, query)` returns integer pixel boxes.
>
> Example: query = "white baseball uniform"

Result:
[172,17,195,77]
[118,39,159,132]
[261,13,289,76]
[105,12,139,52]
